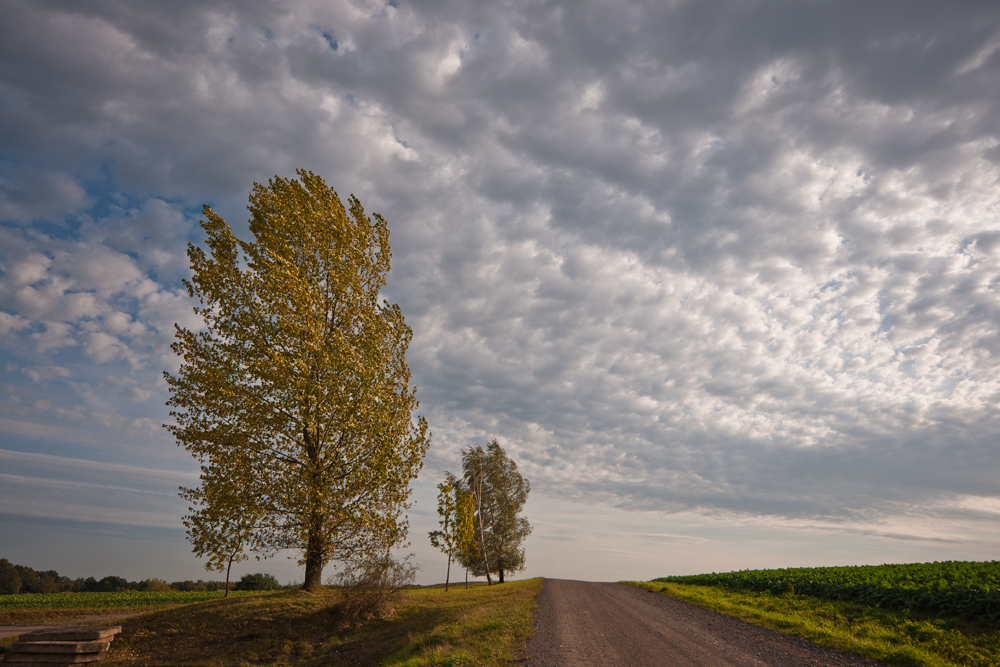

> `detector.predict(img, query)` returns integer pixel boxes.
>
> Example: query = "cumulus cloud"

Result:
[83,198,197,276]
[0,166,89,223]
[0,311,30,336]
[0,223,193,367]
[1,0,999,569]
[21,365,71,382]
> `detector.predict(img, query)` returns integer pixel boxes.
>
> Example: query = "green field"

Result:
[633,580,1000,667]
[637,560,1000,667]
[0,590,281,609]
[655,561,1000,622]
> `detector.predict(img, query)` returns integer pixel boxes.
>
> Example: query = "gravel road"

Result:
[525,579,883,666]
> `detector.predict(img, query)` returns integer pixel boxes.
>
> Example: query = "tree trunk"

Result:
[474,462,493,585]
[303,507,325,590]
[482,549,493,585]
[445,554,451,592]
[225,552,234,598]
[304,534,324,590]
[303,425,325,591]
[465,567,468,589]
[498,560,504,584]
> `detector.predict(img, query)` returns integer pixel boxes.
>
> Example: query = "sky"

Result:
[2,0,1000,587]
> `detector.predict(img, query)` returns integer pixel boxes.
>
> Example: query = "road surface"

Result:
[525,580,881,666]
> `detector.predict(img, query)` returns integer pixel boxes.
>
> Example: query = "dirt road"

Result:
[525,580,881,666]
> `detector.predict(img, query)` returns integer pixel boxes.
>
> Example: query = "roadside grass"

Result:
[99,578,541,667]
[627,581,1000,667]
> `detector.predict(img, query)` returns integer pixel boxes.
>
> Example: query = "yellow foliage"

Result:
[165,170,430,589]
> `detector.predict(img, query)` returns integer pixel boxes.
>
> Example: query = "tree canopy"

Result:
[165,170,429,589]
[457,440,531,584]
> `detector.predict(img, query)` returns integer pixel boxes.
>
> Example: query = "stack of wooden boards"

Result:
[2,626,121,665]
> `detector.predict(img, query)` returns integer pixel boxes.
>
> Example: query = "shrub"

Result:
[95,576,130,592]
[0,559,21,595]
[235,573,281,591]
[142,578,172,592]
[333,554,418,628]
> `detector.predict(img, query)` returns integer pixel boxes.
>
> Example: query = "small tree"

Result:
[182,477,255,597]
[142,578,172,592]
[428,476,457,591]
[464,448,493,584]
[455,489,476,589]
[428,473,475,591]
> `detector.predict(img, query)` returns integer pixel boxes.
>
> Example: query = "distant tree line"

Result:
[0,559,285,594]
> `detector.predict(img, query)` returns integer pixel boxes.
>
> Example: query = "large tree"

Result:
[166,170,429,590]
[460,440,531,584]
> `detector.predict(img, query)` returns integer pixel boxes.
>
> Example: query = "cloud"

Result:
[0,448,194,528]
[84,198,197,276]
[0,311,30,336]
[1,0,999,552]
[83,331,131,364]
[21,365,71,382]
[29,321,78,353]
[0,223,195,371]
[0,166,89,223]
[0,416,107,446]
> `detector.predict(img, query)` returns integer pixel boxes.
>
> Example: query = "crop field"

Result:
[0,590,280,609]
[656,560,1000,622]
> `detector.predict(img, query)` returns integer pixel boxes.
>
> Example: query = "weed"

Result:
[333,555,419,628]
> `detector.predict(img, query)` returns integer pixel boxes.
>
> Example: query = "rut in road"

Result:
[525,579,882,667]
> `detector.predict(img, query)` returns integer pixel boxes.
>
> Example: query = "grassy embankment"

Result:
[3,580,541,667]
[629,561,1000,667]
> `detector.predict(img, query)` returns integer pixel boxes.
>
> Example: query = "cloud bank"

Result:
[2,0,999,578]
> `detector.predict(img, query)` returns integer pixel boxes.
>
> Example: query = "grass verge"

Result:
[99,578,541,667]
[627,581,1000,667]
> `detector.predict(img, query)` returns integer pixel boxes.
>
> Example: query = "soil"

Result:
[525,579,884,667]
